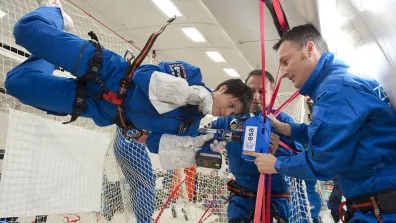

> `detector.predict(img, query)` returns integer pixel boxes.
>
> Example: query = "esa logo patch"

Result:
[169,63,187,79]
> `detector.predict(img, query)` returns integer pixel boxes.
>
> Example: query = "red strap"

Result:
[155,178,186,223]
[273,89,301,154]
[272,0,288,33]
[257,0,272,221]
[199,184,229,223]
[279,141,299,154]
[265,174,271,222]
[339,201,348,223]
[273,90,300,117]
[102,91,123,106]
[267,66,283,115]
[259,0,266,121]
[254,173,266,223]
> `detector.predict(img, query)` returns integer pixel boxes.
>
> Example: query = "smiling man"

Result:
[245,24,396,223]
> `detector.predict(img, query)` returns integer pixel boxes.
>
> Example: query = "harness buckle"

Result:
[102,91,123,106]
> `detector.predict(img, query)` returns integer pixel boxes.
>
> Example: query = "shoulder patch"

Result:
[229,119,240,131]
[169,63,187,79]
[178,120,191,134]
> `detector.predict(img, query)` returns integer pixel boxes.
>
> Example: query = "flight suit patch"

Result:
[169,63,187,79]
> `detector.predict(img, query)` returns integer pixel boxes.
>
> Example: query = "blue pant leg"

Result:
[13,7,96,77]
[351,213,396,223]
[5,56,104,116]
[227,196,255,221]
[5,56,75,114]
[305,180,321,223]
[329,177,342,222]
[271,198,290,220]
[114,130,155,223]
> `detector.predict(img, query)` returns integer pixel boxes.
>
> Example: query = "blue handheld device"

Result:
[241,113,272,161]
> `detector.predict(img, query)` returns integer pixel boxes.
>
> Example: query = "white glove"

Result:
[209,140,227,152]
[186,85,213,115]
[158,133,217,170]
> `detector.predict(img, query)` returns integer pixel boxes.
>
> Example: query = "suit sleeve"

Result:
[131,62,208,114]
[289,122,309,144]
[274,90,367,181]
[274,112,306,156]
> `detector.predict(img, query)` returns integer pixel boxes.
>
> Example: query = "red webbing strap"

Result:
[339,201,348,223]
[279,141,300,154]
[199,184,229,223]
[265,174,271,222]
[154,177,186,223]
[254,173,266,223]
[256,0,272,222]
[201,195,233,222]
[272,88,301,153]
[272,0,288,33]
[273,90,300,117]
[259,0,267,121]
[267,66,283,115]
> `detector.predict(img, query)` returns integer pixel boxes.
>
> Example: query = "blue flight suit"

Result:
[212,111,321,222]
[275,52,396,223]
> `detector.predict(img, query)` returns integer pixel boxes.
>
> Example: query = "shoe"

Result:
[36,0,74,32]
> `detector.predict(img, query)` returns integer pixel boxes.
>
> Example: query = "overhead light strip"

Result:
[152,0,182,17]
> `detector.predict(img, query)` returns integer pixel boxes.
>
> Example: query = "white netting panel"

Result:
[273,93,313,223]
[114,127,232,223]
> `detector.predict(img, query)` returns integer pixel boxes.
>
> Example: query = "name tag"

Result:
[243,126,257,152]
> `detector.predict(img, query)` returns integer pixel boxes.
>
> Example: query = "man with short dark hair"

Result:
[246,24,396,223]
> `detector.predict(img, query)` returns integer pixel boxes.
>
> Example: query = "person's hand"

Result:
[158,133,221,170]
[194,134,226,152]
[186,86,213,115]
[209,140,227,152]
[267,113,282,131]
[193,133,215,148]
[270,133,280,155]
[243,151,278,174]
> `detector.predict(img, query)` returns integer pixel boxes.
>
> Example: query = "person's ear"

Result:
[306,41,315,57]
[218,85,228,93]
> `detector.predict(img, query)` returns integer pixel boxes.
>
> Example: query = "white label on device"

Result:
[243,126,257,152]
[204,129,217,133]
